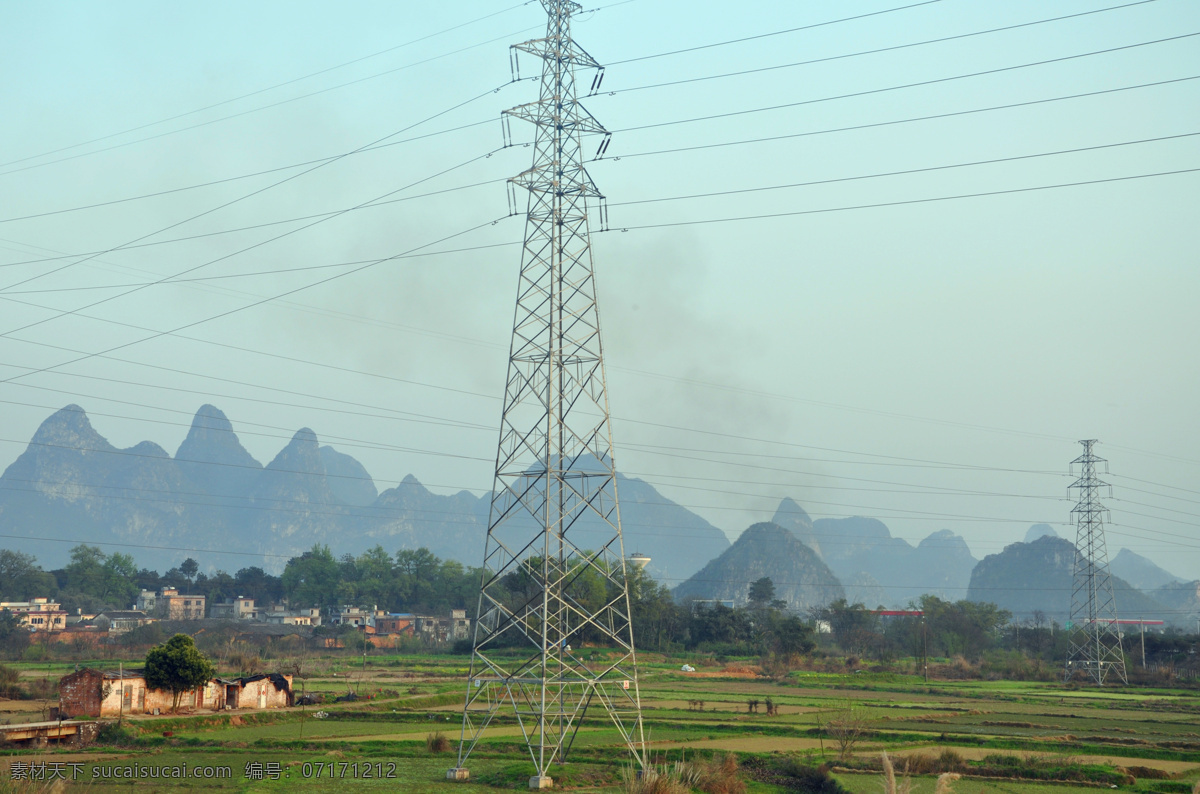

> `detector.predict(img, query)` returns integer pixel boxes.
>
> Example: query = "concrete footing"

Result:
[446,768,470,781]
[528,775,553,789]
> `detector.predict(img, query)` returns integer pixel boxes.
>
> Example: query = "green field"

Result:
[5,654,1200,792]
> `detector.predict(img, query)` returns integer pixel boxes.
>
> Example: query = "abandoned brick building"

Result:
[58,668,293,718]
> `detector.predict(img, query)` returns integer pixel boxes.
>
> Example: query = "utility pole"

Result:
[1063,440,1128,685]
[922,617,928,683]
[1140,619,1146,668]
[450,1,644,788]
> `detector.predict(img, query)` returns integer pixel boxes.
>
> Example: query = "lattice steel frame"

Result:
[1063,439,1128,685]
[453,0,645,782]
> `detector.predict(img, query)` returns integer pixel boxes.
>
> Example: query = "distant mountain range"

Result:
[0,405,729,579]
[4,405,1194,626]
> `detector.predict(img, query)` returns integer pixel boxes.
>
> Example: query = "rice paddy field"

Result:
[3,653,1199,792]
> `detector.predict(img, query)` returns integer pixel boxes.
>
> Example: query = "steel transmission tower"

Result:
[449,1,644,787]
[1063,440,1128,685]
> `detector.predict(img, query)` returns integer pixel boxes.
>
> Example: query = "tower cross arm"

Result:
[509,168,605,199]
[511,38,602,70]
[503,102,608,136]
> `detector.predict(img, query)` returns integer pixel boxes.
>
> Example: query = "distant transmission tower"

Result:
[449,1,644,788]
[1063,439,1128,685]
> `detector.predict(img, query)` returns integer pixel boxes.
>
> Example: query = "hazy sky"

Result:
[2,1,1198,582]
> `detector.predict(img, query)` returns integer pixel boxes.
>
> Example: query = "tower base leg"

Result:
[446,768,470,781]
[529,775,553,789]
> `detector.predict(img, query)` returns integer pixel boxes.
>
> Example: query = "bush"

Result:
[624,755,745,794]
[697,754,745,794]
[773,762,847,794]
[96,722,139,745]
[0,664,21,699]
[21,644,47,662]
[425,731,450,754]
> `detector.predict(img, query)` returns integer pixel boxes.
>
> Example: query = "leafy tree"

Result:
[764,613,816,658]
[198,570,237,603]
[355,546,394,600]
[0,611,30,660]
[144,634,215,713]
[233,567,283,605]
[919,595,1011,660]
[748,577,776,606]
[63,545,107,598]
[281,545,341,608]
[100,553,139,606]
[179,558,199,591]
[62,545,138,608]
[395,548,440,608]
[0,550,54,601]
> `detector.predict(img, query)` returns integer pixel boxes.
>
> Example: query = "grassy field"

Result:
[3,653,1199,792]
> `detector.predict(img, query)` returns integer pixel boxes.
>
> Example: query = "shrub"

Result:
[775,762,847,794]
[96,722,139,745]
[621,764,690,794]
[622,755,745,794]
[697,753,745,794]
[425,731,450,754]
[0,664,20,699]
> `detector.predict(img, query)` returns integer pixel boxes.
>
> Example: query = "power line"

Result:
[0,475,1078,553]
[606,33,1200,137]
[0,213,510,388]
[0,432,1065,526]
[2,87,511,300]
[604,167,1200,232]
[13,127,1194,280]
[0,28,540,180]
[0,390,1083,510]
[599,74,1200,161]
[604,1,1159,96]
[0,2,535,171]
[0,238,516,295]
[0,143,508,372]
[605,0,945,66]
[608,132,1200,210]
[1,0,641,178]
[0,121,502,229]
[4,2,1160,227]
[621,441,1064,474]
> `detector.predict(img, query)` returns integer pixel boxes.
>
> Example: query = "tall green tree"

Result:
[395,548,440,608]
[62,545,138,608]
[144,634,216,713]
[179,558,199,592]
[281,545,341,608]
[354,546,396,609]
[748,577,776,607]
[0,550,53,601]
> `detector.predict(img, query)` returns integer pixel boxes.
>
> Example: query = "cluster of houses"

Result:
[2,588,471,643]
